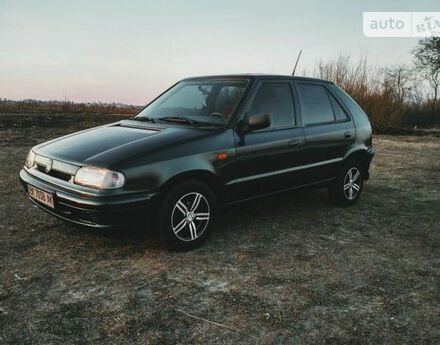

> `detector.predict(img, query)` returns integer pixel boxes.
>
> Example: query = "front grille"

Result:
[36,165,72,181]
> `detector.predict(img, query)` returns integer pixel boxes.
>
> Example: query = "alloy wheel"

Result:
[343,167,361,200]
[171,192,210,241]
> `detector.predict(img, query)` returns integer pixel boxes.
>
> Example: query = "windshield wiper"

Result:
[129,116,157,123]
[157,116,199,125]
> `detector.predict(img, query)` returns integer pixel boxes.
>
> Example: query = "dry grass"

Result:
[1,114,439,344]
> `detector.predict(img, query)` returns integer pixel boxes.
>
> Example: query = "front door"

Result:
[229,81,306,201]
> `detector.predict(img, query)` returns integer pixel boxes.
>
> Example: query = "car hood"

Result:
[35,120,215,168]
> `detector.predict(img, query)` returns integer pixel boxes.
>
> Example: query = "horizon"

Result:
[1,0,439,105]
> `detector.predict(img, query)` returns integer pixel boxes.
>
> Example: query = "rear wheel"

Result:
[328,160,363,206]
[156,180,217,250]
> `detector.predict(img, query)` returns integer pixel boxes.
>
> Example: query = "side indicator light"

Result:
[217,153,228,160]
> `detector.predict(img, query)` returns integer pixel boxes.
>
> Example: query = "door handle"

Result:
[344,132,352,138]
[288,139,303,147]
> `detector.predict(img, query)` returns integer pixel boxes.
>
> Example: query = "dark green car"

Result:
[20,74,374,249]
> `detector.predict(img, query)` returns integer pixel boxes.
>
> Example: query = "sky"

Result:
[1,0,439,105]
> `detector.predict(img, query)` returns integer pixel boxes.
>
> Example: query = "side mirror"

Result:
[238,114,271,134]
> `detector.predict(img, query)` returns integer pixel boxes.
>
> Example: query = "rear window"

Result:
[297,84,334,125]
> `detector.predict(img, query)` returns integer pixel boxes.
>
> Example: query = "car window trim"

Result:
[238,80,298,133]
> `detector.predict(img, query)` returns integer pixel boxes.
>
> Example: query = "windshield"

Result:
[135,79,249,126]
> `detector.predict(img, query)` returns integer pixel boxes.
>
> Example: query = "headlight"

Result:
[74,167,125,189]
[25,150,36,168]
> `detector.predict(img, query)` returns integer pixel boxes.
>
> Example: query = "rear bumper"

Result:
[20,169,157,228]
[364,148,375,180]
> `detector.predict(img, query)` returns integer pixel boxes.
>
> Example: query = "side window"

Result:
[297,84,334,125]
[329,84,370,122]
[329,92,348,121]
[247,83,295,129]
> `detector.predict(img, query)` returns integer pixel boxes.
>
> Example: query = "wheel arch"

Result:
[343,149,371,180]
[159,169,225,202]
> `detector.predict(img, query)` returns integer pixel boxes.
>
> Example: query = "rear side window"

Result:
[329,93,348,121]
[247,83,295,128]
[329,84,369,122]
[297,84,334,125]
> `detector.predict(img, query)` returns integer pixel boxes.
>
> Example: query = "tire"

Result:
[328,160,364,206]
[156,180,217,250]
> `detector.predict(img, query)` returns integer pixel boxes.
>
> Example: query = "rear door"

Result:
[294,81,355,183]
[229,80,306,200]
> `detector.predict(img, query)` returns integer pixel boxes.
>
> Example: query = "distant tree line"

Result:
[0,99,141,115]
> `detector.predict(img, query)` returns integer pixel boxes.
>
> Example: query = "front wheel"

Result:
[328,160,364,206]
[156,180,217,250]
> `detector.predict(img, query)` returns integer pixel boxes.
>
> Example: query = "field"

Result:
[1,113,439,344]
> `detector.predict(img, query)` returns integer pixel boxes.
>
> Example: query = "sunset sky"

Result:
[1,0,439,105]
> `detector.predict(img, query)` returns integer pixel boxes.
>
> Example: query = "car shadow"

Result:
[62,187,331,253]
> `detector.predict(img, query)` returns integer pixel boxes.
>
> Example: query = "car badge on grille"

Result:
[45,159,53,173]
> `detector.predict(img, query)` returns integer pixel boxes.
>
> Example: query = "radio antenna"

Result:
[292,49,302,76]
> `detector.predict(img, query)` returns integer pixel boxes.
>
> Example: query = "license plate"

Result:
[28,185,54,209]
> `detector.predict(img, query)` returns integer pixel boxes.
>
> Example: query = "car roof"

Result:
[182,73,334,84]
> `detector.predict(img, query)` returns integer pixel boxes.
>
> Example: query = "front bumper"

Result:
[20,169,157,228]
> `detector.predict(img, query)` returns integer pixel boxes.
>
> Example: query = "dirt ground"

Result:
[1,114,439,344]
